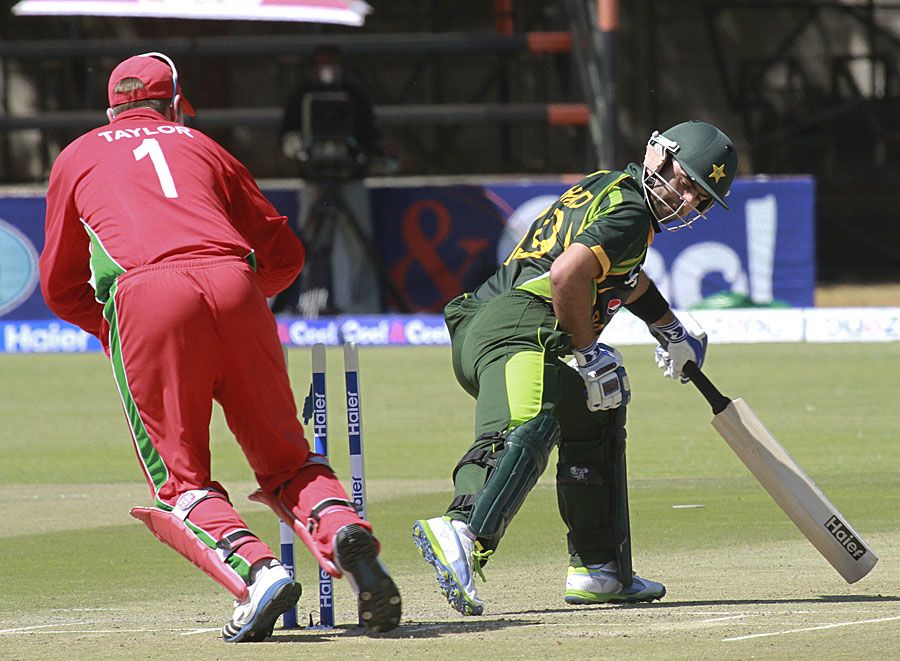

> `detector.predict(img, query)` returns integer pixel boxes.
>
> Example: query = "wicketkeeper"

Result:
[40,52,401,641]
[414,120,738,614]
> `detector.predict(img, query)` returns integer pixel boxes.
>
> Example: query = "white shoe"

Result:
[564,561,665,604]
[222,560,302,642]
[412,516,485,615]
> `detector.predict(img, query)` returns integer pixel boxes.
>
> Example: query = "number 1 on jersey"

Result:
[133,138,178,199]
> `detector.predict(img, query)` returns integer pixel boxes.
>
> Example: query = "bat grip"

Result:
[683,362,731,415]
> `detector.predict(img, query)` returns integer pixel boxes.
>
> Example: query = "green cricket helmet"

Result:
[661,120,737,209]
[643,120,738,229]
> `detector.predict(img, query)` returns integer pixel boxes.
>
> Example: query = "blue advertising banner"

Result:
[369,185,509,312]
[370,176,816,311]
[640,177,816,309]
[0,314,448,353]
[0,175,815,323]
[2,318,102,353]
[0,195,46,319]
[7,305,898,355]
[275,314,450,347]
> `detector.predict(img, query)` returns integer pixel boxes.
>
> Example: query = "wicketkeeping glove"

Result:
[650,313,708,383]
[571,341,631,411]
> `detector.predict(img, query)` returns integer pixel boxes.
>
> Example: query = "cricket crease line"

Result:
[50,607,125,612]
[700,615,747,623]
[0,621,104,634]
[8,628,160,635]
[181,628,221,636]
[723,614,900,641]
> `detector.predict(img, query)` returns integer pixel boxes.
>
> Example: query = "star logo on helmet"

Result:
[709,163,726,183]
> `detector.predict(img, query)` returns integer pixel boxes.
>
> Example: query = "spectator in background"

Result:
[277,44,391,316]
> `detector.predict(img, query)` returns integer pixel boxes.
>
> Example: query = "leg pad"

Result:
[248,489,343,578]
[468,414,560,545]
[131,507,249,600]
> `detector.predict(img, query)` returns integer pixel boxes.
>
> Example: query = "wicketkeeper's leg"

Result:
[250,457,402,633]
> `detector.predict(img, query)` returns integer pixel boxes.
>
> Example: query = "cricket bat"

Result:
[682,362,878,584]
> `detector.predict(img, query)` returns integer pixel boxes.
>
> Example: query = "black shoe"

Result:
[335,524,402,633]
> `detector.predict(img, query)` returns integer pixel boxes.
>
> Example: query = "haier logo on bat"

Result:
[0,218,39,317]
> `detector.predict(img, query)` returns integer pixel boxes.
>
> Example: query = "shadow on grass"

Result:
[268,618,539,642]
[503,593,900,616]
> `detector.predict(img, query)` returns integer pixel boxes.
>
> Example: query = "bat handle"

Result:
[683,362,731,415]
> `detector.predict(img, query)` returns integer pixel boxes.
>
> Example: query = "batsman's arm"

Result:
[624,271,671,326]
[549,243,603,350]
[627,275,708,382]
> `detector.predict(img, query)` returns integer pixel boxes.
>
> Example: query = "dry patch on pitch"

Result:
[2,532,897,659]
[3,478,896,658]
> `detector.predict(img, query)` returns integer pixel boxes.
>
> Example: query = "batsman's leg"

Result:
[417,291,568,615]
[555,380,665,605]
[415,353,560,616]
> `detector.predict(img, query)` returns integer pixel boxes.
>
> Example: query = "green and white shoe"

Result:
[412,516,486,616]
[564,563,666,604]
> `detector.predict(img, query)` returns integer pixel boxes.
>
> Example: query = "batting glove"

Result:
[571,341,631,411]
[651,313,707,383]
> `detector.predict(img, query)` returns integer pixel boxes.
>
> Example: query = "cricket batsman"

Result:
[39,52,401,641]
[414,120,738,614]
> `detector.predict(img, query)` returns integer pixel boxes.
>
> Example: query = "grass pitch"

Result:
[1,343,898,659]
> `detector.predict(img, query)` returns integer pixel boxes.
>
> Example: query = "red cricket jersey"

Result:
[40,108,304,338]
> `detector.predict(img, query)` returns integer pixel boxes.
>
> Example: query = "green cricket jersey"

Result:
[473,163,656,334]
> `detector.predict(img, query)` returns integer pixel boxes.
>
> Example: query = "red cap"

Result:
[107,53,196,116]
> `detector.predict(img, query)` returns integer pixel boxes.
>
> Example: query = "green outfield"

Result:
[1,343,898,659]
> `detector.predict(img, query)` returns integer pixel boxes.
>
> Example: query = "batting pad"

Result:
[131,507,249,599]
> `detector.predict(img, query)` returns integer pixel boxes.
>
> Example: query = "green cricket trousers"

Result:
[443,290,629,566]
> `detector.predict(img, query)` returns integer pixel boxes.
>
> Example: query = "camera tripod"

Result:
[293,176,409,316]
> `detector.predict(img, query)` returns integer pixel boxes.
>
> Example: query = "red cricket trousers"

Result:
[109,256,358,575]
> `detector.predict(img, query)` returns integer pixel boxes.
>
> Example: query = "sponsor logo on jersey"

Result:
[607,298,622,315]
